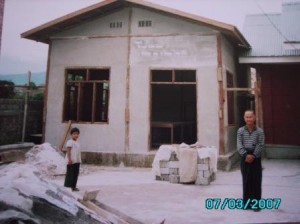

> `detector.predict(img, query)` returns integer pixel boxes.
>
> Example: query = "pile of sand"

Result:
[25,143,66,178]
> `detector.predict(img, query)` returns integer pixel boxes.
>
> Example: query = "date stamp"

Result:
[205,198,281,210]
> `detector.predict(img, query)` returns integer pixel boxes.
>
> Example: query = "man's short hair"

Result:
[244,110,255,115]
[70,127,80,134]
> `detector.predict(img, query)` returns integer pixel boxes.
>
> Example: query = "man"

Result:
[237,110,265,211]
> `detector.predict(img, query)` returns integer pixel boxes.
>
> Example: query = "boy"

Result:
[64,127,81,191]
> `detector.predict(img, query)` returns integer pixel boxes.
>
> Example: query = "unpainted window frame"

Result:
[63,67,110,124]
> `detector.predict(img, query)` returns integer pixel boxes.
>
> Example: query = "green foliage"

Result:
[0,80,15,98]
[14,91,25,99]
[0,80,44,100]
[32,92,44,100]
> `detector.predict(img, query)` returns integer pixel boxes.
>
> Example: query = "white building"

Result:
[22,0,250,169]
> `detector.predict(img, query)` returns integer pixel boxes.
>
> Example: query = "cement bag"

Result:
[151,145,174,177]
[177,143,198,183]
[197,146,218,173]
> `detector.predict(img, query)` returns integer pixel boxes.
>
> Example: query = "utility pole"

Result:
[22,71,31,142]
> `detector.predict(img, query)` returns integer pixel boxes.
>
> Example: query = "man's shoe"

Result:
[72,188,80,192]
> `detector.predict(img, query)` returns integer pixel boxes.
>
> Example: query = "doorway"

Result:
[150,69,197,149]
[261,64,300,145]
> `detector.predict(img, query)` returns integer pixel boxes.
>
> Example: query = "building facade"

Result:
[22,0,250,168]
[240,1,300,159]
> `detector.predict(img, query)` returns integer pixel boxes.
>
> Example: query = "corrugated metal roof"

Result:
[241,1,300,57]
[21,0,249,47]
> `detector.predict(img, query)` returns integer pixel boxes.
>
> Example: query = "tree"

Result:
[0,80,15,98]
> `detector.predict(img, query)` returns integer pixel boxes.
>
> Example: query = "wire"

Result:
[254,0,300,50]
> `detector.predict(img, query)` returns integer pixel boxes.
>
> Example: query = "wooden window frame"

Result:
[226,71,235,126]
[149,69,197,150]
[63,67,110,124]
[151,69,196,85]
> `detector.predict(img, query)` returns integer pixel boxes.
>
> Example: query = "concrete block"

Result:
[195,177,210,185]
[159,160,169,168]
[160,167,169,175]
[203,170,211,178]
[169,168,179,175]
[197,163,209,171]
[161,174,169,181]
[197,170,204,178]
[211,172,216,181]
[83,190,100,201]
[197,157,209,164]
[169,175,180,184]
[169,161,179,168]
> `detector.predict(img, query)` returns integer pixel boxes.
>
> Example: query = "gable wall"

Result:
[129,7,220,152]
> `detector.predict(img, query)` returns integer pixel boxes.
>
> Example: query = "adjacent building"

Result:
[240,1,300,158]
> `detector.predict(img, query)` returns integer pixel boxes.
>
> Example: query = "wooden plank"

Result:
[59,120,72,151]
[256,74,263,129]
[92,82,96,122]
[254,81,260,127]
[21,71,31,142]
[217,34,225,155]
[49,32,218,41]
[42,42,52,143]
[151,82,196,85]
[124,7,132,153]
[224,87,253,91]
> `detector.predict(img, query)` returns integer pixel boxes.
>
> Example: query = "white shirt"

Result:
[65,139,82,164]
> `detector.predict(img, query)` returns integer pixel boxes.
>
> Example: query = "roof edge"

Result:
[21,0,250,47]
[21,0,117,39]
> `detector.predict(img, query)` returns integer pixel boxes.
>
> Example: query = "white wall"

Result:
[46,16,129,152]
[45,6,232,154]
[129,6,220,152]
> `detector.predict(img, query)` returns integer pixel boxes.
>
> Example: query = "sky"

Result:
[0,0,289,74]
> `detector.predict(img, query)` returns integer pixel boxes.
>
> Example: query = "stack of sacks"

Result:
[176,143,198,183]
[152,143,218,185]
[195,145,218,185]
[151,145,174,180]
[168,151,180,184]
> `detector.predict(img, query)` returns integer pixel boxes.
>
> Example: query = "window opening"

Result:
[64,68,110,123]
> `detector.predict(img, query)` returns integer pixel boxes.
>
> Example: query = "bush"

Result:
[32,92,44,100]
[0,80,15,98]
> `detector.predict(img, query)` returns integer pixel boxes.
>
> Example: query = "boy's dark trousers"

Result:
[64,163,80,189]
[240,157,262,207]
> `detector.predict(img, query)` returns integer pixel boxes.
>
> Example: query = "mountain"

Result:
[0,72,46,86]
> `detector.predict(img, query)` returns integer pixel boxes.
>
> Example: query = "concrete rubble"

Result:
[0,143,130,224]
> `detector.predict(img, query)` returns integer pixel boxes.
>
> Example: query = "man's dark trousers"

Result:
[240,157,262,207]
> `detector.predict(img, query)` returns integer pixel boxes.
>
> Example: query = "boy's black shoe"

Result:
[72,188,80,192]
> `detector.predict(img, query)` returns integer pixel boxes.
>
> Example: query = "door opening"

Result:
[150,69,197,149]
